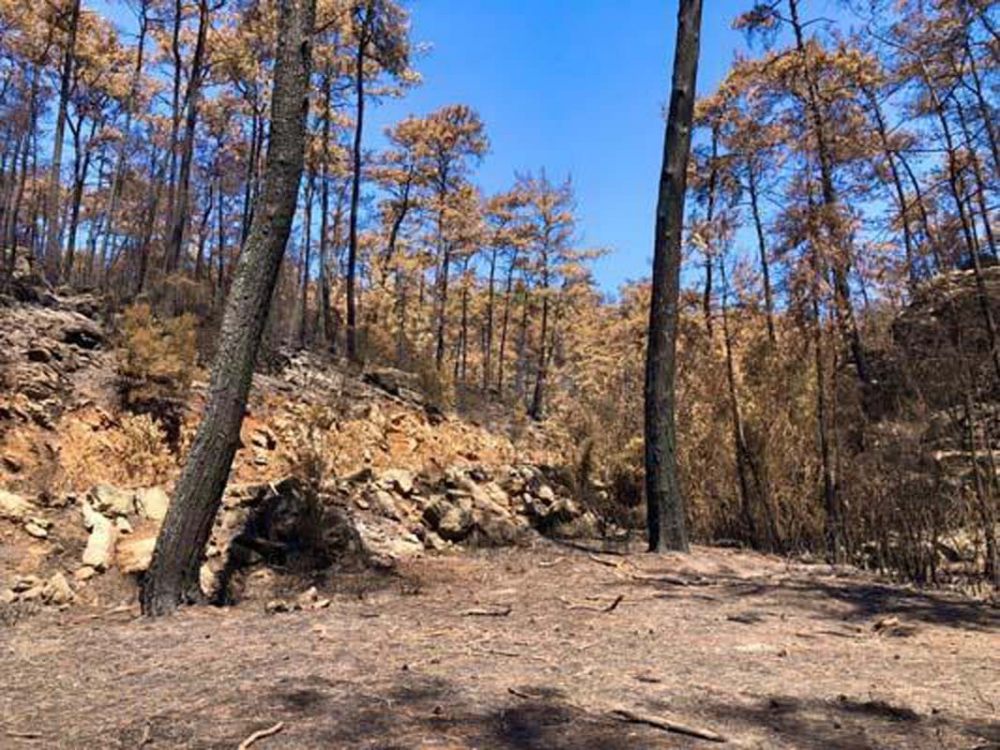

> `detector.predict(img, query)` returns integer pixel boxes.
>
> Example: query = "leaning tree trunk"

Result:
[644,0,702,553]
[141,0,316,617]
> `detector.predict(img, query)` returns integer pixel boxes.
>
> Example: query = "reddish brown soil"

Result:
[2,545,998,749]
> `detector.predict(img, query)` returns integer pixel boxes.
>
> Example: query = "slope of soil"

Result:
[2,545,997,750]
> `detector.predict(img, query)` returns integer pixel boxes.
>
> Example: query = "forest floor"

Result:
[1,543,998,750]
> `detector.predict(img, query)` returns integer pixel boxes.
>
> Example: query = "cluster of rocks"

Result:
[335,462,597,555]
[0,483,169,608]
[1,461,598,608]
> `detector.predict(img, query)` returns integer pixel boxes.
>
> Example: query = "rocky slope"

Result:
[0,290,600,616]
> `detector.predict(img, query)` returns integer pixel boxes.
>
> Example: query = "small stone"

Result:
[117,534,156,574]
[135,487,169,522]
[536,484,556,503]
[0,589,15,605]
[115,517,133,534]
[73,566,97,582]
[370,489,401,521]
[88,485,135,517]
[354,497,371,511]
[379,469,415,496]
[20,585,46,601]
[44,572,74,605]
[82,514,117,570]
[12,575,40,593]
[23,520,49,539]
[251,429,276,450]
[297,586,319,606]
[0,489,31,522]
[265,599,298,615]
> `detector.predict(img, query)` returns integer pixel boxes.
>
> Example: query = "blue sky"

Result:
[369,0,742,293]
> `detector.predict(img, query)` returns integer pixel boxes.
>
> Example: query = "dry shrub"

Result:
[118,413,175,484]
[117,303,196,445]
[414,354,455,411]
[287,404,341,491]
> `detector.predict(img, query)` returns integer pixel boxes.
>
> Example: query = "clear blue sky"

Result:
[370,0,734,293]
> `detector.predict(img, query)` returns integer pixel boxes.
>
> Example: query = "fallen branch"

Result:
[460,605,512,617]
[5,731,44,741]
[612,708,727,743]
[630,572,710,587]
[560,594,624,613]
[238,721,285,750]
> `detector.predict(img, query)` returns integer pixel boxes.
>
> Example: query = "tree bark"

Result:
[141,0,316,617]
[644,0,702,553]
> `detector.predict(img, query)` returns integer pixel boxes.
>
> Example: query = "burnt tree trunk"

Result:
[644,0,702,553]
[141,0,316,617]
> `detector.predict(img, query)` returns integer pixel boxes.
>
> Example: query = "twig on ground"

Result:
[612,708,727,743]
[237,721,285,750]
[5,731,44,741]
[587,554,624,568]
[460,605,512,617]
[138,720,153,747]
[559,594,624,613]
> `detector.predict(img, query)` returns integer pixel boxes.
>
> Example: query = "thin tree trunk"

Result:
[719,257,758,547]
[141,0,316,617]
[100,4,148,283]
[346,5,370,362]
[862,85,917,288]
[483,245,499,390]
[64,117,97,281]
[194,184,213,281]
[788,0,871,388]
[746,158,776,342]
[701,122,718,337]
[496,251,518,394]
[644,0,702,553]
[529,269,550,420]
[42,0,82,284]
[299,173,314,348]
[166,0,210,274]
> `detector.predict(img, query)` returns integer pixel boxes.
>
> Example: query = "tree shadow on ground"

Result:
[623,564,1000,632]
[294,673,681,749]
[699,693,1000,750]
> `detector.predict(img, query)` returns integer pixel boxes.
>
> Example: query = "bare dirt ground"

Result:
[2,544,998,750]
